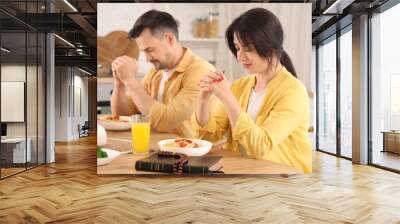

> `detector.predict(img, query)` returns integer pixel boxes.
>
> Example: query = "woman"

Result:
[192,8,312,173]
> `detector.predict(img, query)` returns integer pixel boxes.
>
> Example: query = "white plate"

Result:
[97,115,131,131]
[97,148,121,166]
[158,139,212,156]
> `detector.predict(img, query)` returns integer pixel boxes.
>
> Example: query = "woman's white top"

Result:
[246,88,267,121]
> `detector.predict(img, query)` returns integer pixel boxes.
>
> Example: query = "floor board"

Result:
[0,135,399,223]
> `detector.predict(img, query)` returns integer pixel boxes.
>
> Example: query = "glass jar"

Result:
[207,12,219,38]
[195,17,207,38]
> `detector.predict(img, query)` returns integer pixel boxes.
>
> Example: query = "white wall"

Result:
[1,64,46,163]
[1,65,29,138]
[54,67,89,141]
[98,3,312,90]
[72,74,89,138]
[55,67,68,141]
[1,82,25,122]
[1,65,26,142]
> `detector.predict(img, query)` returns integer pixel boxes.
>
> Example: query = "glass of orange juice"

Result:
[131,114,150,154]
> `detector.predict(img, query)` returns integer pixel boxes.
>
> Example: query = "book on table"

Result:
[135,154,223,174]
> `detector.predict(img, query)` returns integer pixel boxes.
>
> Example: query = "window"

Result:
[0,1,46,179]
[339,28,352,158]
[317,36,337,154]
[370,2,400,171]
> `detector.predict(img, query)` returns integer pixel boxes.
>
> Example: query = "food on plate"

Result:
[99,115,129,122]
[98,115,131,131]
[158,138,212,156]
[99,115,119,121]
[97,147,108,158]
[163,138,201,148]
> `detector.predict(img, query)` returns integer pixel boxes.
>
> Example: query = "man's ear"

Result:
[164,32,175,46]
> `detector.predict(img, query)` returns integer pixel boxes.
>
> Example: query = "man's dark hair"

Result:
[129,10,179,40]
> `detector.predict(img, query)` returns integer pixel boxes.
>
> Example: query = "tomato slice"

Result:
[179,142,188,147]
[184,139,193,144]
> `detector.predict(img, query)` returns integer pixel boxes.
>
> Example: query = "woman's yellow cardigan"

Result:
[192,67,312,173]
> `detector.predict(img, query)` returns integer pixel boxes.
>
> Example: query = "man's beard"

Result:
[151,60,164,70]
[152,52,172,70]
[152,61,168,70]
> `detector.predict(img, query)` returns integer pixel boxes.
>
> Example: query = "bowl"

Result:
[158,139,212,156]
[97,148,121,166]
[98,115,131,131]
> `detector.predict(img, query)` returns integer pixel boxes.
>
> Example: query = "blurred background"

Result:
[96,4,313,142]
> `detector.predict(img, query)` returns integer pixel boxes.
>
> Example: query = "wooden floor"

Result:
[1,167,25,178]
[372,150,400,171]
[0,135,400,224]
[1,163,45,178]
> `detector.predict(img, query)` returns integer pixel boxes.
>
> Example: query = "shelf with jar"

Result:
[180,37,224,43]
[193,12,220,39]
[180,10,233,79]
[180,12,224,43]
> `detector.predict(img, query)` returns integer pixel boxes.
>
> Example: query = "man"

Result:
[111,10,214,138]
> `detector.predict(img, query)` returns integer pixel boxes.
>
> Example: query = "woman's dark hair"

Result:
[226,8,296,77]
[129,10,179,40]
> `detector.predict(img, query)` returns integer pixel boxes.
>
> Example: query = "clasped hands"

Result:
[198,71,234,103]
[111,56,138,87]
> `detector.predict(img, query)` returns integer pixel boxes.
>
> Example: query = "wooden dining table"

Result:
[97,130,300,175]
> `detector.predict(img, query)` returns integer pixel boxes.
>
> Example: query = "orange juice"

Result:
[131,122,150,153]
